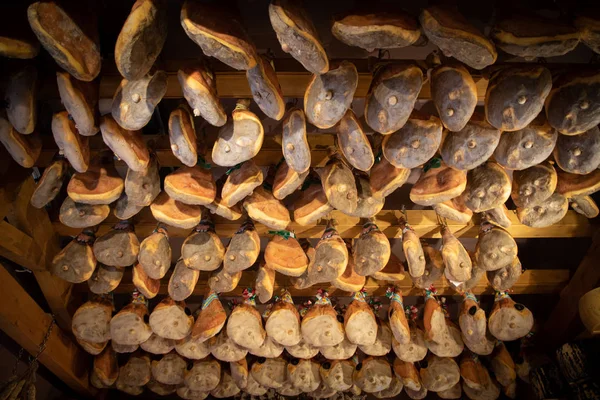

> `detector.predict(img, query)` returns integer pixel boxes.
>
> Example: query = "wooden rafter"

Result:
[0,263,95,397]
[0,220,44,271]
[4,170,74,330]
[541,229,600,348]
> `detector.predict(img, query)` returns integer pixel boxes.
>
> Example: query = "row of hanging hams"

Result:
[0,0,599,161]
[6,55,600,229]
[22,55,600,226]
[3,1,600,71]
[76,286,532,399]
[1,4,599,237]
[50,204,523,302]
[28,139,599,244]
[2,57,600,165]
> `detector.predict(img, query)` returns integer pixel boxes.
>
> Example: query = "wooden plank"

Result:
[97,71,490,100]
[0,263,95,397]
[53,208,592,239]
[32,270,75,328]
[7,173,74,331]
[0,221,44,271]
[541,229,600,348]
[96,268,569,297]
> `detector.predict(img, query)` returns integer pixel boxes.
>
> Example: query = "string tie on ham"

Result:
[464,291,478,303]
[425,284,438,299]
[386,286,403,307]
[405,305,419,321]
[423,157,441,172]
[298,300,312,317]
[262,302,274,319]
[353,288,368,302]
[131,289,148,306]
[242,287,258,305]
[369,297,383,312]
[315,288,331,305]
[268,230,296,240]
[202,291,219,309]
[494,290,511,302]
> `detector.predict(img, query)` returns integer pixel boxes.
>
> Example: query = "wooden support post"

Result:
[5,171,74,331]
[541,229,600,348]
[0,263,95,397]
[0,220,44,271]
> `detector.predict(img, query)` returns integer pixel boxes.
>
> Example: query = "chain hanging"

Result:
[0,315,54,399]
[10,348,24,378]
[31,315,55,363]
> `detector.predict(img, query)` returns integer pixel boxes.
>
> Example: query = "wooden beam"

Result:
[0,161,46,270]
[32,270,75,327]
[96,71,490,100]
[91,268,569,297]
[0,221,44,271]
[8,176,61,268]
[6,173,74,331]
[541,229,600,348]
[0,263,95,397]
[53,208,592,240]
